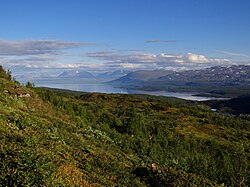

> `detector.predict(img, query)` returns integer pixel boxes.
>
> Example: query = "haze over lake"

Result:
[36,82,226,101]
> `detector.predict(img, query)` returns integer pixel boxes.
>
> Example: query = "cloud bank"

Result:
[0,39,238,76]
[0,39,87,71]
[0,39,86,56]
[84,51,231,71]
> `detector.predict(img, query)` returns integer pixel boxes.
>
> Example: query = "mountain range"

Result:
[58,70,96,79]
[12,65,250,97]
[96,69,130,79]
[15,69,131,84]
[110,65,250,97]
[110,69,174,85]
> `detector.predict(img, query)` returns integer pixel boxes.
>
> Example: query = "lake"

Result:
[36,83,227,101]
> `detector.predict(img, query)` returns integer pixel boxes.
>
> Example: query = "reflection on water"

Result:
[36,83,226,101]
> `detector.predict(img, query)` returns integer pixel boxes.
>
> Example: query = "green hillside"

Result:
[0,66,249,186]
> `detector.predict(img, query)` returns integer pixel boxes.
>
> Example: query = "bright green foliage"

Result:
[0,69,249,186]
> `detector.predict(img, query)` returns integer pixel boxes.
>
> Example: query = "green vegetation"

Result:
[204,96,250,116]
[0,65,249,186]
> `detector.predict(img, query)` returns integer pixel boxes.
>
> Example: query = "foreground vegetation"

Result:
[0,66,249,186]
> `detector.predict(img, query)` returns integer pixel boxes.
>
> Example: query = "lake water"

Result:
[36,83,227,101]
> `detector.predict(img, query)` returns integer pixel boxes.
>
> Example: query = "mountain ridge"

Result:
[110,65,250,97]
[58,70,96,78]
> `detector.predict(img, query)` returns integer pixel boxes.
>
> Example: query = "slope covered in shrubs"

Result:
[0,66,249,186]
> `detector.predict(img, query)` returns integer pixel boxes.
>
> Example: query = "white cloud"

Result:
[185,53,209,63]
[119,63,150,69]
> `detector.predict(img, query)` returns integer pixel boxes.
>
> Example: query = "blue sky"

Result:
[0,0,250,76]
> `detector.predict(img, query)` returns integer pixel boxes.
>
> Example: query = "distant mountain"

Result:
[110,69,175,85]
[96,70,130,79]
[148,65,250,95]
[58,70,95,79]
[157,65,250,87]
[110,65,250,97]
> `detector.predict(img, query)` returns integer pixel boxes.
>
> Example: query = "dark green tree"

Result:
[26,81,35,88]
